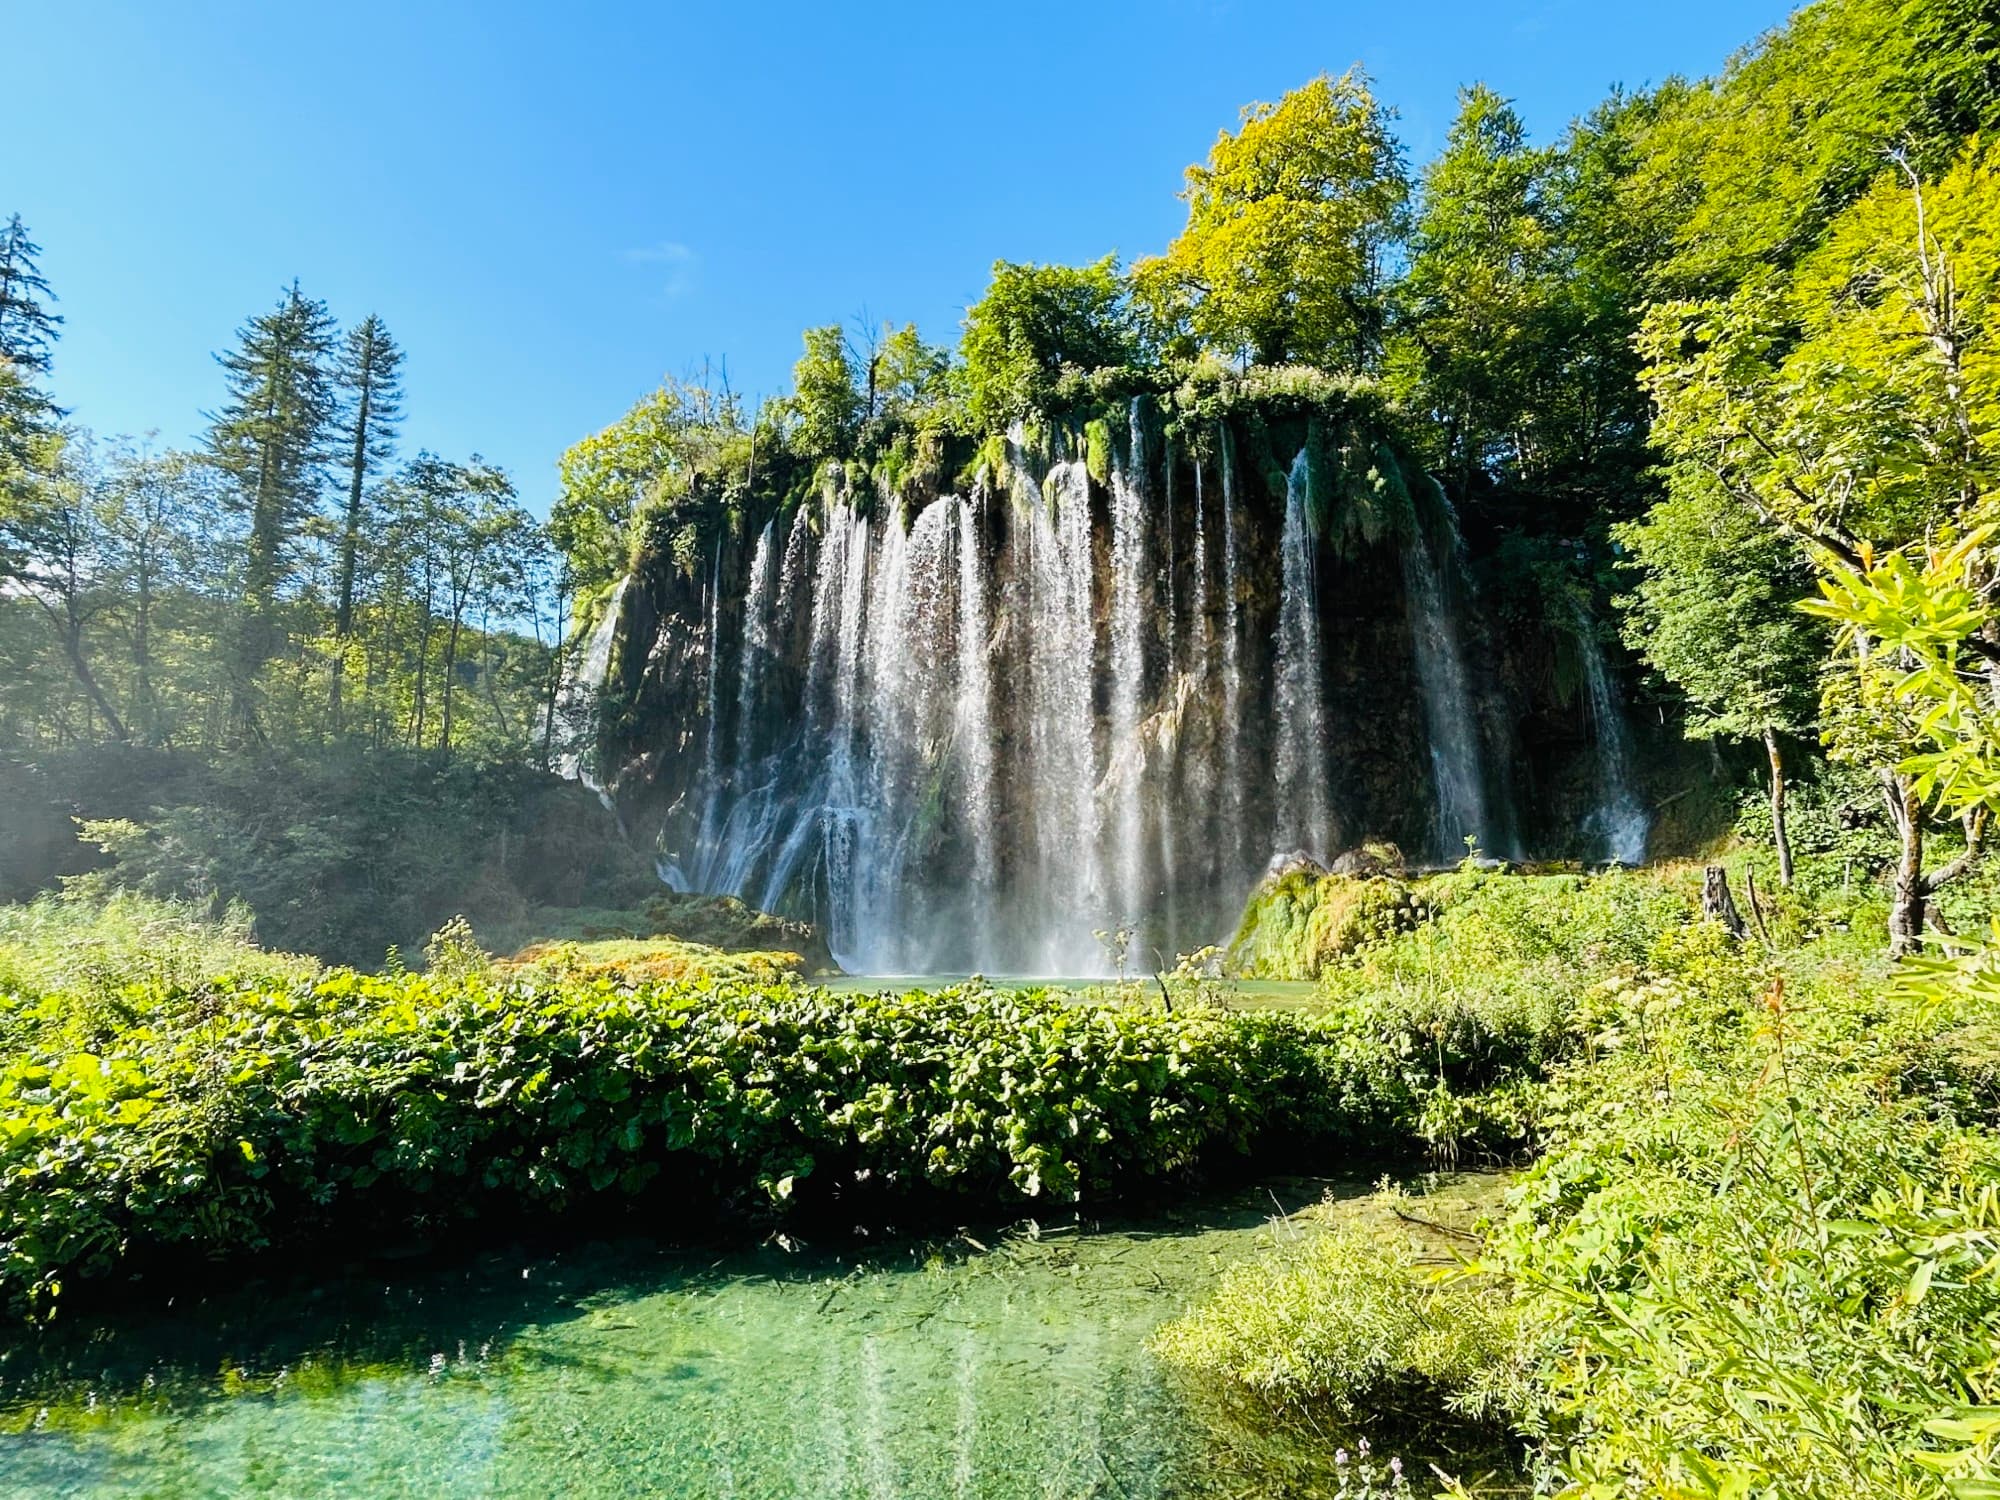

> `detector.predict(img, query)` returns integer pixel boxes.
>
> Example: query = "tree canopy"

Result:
[1135,69,1407,368]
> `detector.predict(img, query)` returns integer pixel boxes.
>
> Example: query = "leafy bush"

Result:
[0,904,1401,1317]
[1490,963,2000,1497]
[1162,863,2000,1494]
[1151,1226,1519,1431]
[1229,872,1429,979]
[0,892,319,1053]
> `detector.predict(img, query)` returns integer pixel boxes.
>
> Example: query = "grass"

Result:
[1152,856,2000,1497]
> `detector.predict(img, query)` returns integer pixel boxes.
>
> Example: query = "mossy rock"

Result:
[640,892,836,975]
[1228,871,1430,980]
[499,936,808,987]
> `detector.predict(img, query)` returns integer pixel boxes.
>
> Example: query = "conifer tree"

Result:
[204,282,337,685]
[330,314,403,723]
[0,214,64,492]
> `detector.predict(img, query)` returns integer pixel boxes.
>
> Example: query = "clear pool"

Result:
[0,1184,1351,1499]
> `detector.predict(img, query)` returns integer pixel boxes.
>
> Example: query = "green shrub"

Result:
[1152,1226,1520,1432]
[1487,948,2000,1496]
[1230,872,1427,979]
[0,918,1382,1317]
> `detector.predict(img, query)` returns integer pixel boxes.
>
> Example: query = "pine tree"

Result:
[0,214,64,490]
[204,282,336,684]
[330,314,403,724]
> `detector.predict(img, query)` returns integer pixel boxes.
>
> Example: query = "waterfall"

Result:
[1576,615,1650,865]
[734,520,777,776]
[554,576,628,794]
[1218,430,1247,880]
[1402,494,1491,862]
[815,503,875,967]
[584,417,1635,975]
[1189,461,1210,686]
[689,541,728,885]
[1271,449,1331,860]
[1107,401,1148,928]
[1025,460,1106,972]
[954,494,999,962]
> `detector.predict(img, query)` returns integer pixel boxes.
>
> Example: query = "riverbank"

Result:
[0,889,1568,1323]
[1153,857,2000,1496]
[9,862,2000,1495]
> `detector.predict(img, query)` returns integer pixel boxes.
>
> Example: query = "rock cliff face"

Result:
[581,385,1663,974]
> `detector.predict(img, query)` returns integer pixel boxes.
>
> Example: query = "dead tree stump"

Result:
[1702,865,1747,940]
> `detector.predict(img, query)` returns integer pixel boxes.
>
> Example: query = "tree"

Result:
[1134,69,1407,369]
[1639,140,1999,946]
[330,315,403,723]
[1806,539,1994,953]
[958,257,1135,431]
[0,214,63,503]
[1389,86,1665,532]
[0,436,127,740]
[1627,0,2000,298]
[1388,86,1556,493]
[204,283,337,697]
[393,454,522,754]
[786,324,861,462]
[870,322,951,428]
[93,446,212,746]
[553,376,743,594]
[1616,481,1825,882]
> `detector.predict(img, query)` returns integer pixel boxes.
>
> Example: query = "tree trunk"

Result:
[1702,865,1746,940]
[439,608,464,752]
[330,365,373,730]
[1764,726,1794,887]
[61,617,127,741]
[1884,771,1927,957]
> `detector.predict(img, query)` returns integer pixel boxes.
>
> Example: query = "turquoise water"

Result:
[817,974,1324,1011]
[0,1186,1346,1499]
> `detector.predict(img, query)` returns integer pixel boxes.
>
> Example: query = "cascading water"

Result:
[1402,491,1492,862]
[1218,429,1247,879]
[953,493,1000,960]
[555,576,628,815]
[1576,615,1650,865]
[1024,461,1108,971]
[601,422,1651,974]
[1270,449,1331,860]
[733,519,776,775]
[1106,401,1149,928]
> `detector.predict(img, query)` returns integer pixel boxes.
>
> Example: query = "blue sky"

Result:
[11,0,1793,513]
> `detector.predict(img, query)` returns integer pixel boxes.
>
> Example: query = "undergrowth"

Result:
[1155,858,2000,1497]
